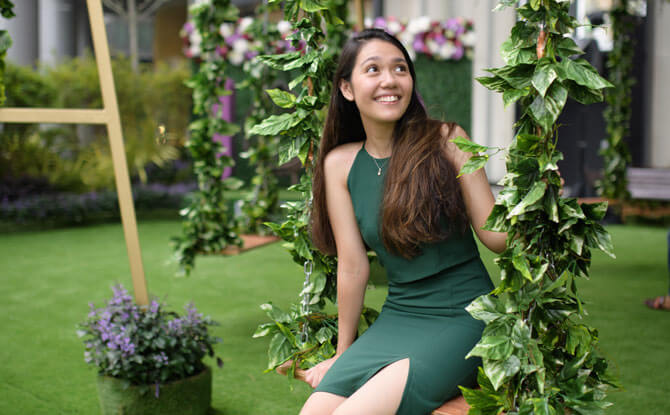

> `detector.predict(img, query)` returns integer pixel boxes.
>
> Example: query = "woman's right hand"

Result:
[303,355,339,388]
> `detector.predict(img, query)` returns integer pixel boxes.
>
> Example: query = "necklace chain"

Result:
[365,144,389,176]
[371,155,387,176]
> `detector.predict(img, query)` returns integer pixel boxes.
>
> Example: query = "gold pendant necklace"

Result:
[371,156,387,176]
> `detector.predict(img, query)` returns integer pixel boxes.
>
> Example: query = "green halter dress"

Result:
[313,145,494,414]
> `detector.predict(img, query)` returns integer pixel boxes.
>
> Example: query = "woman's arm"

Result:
[442,124,507,254]
[304,144,369,388]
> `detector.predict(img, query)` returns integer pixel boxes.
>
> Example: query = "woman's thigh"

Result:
[300,392,347,415]
[332,358,410,415]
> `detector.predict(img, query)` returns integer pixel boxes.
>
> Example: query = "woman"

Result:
[301,29,506,415]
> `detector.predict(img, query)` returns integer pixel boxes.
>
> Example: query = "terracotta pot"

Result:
[96,366,212,415]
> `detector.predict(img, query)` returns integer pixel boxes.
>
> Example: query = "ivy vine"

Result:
[0,1,15,106]
[251,0,379,376]
[596,0,634,205]
[453,1,619,414]
[235,5,283,235]
[171,0,242,277]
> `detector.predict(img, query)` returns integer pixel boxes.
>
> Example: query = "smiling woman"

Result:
[303,29,506,415]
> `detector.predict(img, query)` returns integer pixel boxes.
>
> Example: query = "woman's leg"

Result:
[332,358,410,415]
[300,392,347,415]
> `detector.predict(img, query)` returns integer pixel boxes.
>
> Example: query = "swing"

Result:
[275,261,471,415]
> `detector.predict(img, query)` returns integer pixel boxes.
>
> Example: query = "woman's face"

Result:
[339,39,413,130]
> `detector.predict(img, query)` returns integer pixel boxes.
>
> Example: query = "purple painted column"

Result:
[212,78,235,179]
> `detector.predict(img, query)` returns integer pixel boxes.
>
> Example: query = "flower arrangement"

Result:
[181,16,302,64]
[181,15,475,65]
[365,16,475,61]
[78,285,222,396]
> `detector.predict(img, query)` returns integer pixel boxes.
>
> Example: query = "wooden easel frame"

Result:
[0,0,149,305]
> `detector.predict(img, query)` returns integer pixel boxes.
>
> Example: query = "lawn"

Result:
[1,221,668,414]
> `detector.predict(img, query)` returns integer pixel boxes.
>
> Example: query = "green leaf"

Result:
[467,335,514,360]
[556,36,584,57]
[267,332,293,369]
[476,75,511,93]
[252,323,275,338]
[484,355,521,391]
[507,180,547,218]
[482,204,508,233]
[466,295,504,324]
[529,82,568,132]
[587,224,615,258]
[260,303,292,324]
[300,0,329,12]
[557,58,613,90]
[488,64,534,90]
[582,201,608,221]
[532,59,558,97]
[248,112,305,136]
[458,155,489,177]
[503,88,530,107]
[512,254,533,281]
[266,88,296,109]
[564,79,604,104]
[451,136,490,154]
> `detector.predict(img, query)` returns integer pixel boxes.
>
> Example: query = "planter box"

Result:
[96,366,212,415]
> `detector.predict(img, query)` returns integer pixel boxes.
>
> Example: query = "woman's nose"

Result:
[379,70,397,87]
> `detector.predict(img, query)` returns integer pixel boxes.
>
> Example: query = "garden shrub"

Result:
[0,57,192,193]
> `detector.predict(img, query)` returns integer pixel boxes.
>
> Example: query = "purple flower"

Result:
[451,44,464,60]
[150,300,160,314]
[413,35,426,54]
[373,17,386,29]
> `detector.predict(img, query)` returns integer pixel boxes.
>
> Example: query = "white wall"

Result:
[647,1,670,168]
[0,0,38,66]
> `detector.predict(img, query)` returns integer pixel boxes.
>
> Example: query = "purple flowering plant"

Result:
[77,285,222,391]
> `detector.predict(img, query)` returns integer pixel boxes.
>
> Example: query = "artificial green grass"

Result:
[1,221,669,414]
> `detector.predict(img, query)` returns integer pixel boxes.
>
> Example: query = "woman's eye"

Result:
[395,65,408,72]
[365,65,378,73]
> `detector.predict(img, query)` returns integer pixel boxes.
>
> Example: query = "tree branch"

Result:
[138,0,171,18]
[102,0,127,18]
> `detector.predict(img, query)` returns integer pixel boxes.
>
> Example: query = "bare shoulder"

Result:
[323,141,364,182]
[440,123,471,170]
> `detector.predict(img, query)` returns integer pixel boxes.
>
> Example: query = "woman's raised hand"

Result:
[304,355,339,388]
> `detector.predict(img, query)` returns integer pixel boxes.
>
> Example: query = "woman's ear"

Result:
[339,79,354,102]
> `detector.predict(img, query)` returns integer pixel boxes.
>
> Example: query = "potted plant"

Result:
[77,285,222,415]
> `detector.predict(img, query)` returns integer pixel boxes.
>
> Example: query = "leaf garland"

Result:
[252,0,380,374]
[170,0,242,277]
[235,4,284,235]
[596,0,634,205]
[454,1,619,414]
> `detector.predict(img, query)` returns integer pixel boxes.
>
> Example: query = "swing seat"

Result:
[276,361,471,415]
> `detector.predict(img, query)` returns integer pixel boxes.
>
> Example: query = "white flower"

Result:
[364,17,373,28]
[219,23,234,38]
[239,17,254,33]
[426,38,440,55]
[277,20,292,35]
[461,31,477,47]
[189,44,201,57]
[439,41,456,60]
[406,16,431,35]
[228,50,244,66]
[189,31,202,45]
[232,37,249,53]
[387,20,402,35]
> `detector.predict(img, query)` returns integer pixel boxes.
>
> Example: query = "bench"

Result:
[276,361,471,415]
[627,167,670,201]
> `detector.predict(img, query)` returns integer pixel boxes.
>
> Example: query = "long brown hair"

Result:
[311,29,468,259]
